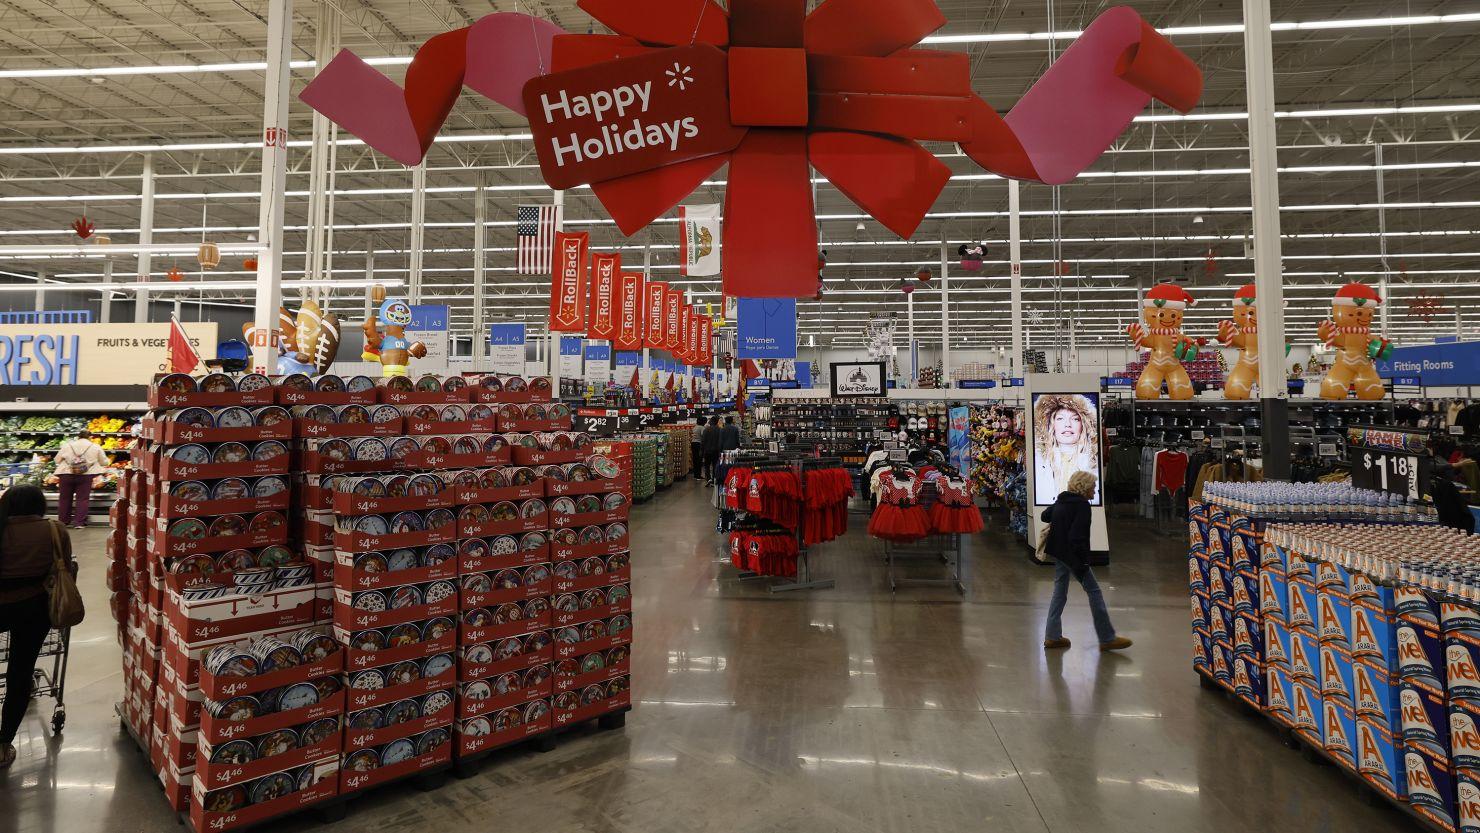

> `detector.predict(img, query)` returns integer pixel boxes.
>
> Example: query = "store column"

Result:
[100,257,113,323]
[134,153,155,323]
[548,190,564,382]
[1243,0,1292,478]
[472,174,487,370]
[251,0,292,373]
[34,270,46,312]
[940,237,951,385]
[409,163,426,304]
[1008,180,1023,373]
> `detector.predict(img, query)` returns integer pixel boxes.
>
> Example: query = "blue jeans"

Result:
[1045,560,1117,643]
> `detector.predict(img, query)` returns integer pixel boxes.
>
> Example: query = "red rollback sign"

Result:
[548,231,588,332]
[644,281,667,349]
[664,288,682,352]
[586,252,620,340]
[699,316,713,365]
[615,272,644,351]
[686,306,703,365]
[522,44,747,191]
[677,304,694,364]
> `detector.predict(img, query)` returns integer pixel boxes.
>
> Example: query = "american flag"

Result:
[516,204,557,275]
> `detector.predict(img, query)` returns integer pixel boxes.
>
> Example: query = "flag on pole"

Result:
[168,316,202,374]
[678,204,722,276]
[516,204,557,274]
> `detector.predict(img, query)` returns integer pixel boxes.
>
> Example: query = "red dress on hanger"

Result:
[868,469,930,541]
[929,476,984,534]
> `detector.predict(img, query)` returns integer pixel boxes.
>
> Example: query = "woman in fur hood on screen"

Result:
[1033,393,1100,504]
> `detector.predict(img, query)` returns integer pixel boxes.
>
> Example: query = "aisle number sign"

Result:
[0,322,217,385]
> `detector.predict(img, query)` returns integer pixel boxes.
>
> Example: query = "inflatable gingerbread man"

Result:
[1126,283,1199,400]
[1318,282,1392,400]
[1217,283,1260,400]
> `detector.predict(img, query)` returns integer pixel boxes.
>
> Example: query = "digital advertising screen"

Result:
[1030,391,1103,506]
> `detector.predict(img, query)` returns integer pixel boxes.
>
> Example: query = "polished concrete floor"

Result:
[1,480,1418,832]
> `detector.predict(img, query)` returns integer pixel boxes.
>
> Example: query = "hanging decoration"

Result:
[899,279,915,296]
[242,256,259,272]
[957,243,984,271]
[71,217,95,239]
[1125,282,1197,400]
[1408,287,1446,324]
[197,242,221,270]
[914,268,931,285]
[166,266,186,282]
[1318,282,1391,401]
[1203,246,1218,277]
[300,2,1202,300]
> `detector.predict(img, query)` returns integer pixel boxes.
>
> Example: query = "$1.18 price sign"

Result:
[1352,447,1426,499]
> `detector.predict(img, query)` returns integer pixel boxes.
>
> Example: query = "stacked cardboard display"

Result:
[113,372,632,831]
[1190,497,1480,832]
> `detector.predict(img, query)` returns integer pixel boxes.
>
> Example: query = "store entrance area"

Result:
[2,481,1412,833]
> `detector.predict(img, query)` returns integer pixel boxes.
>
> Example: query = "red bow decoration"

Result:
[71,217,95,239]
[301,1,1201,298]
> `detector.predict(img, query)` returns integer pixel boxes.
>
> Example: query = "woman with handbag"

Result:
[1039,471,1131,652]
[0,484,81,768]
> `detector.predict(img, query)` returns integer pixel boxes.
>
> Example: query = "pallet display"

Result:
[112,371,632,831]
[1187,482,1476,833]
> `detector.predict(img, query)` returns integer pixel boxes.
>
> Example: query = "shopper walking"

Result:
[53,430,108,528]
[0,484,76,767]
[720,416,741,453]
[700,417,723,484]
[1040,471,1131,651]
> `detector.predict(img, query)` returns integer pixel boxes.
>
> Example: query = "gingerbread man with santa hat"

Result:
[1318,281,1392,400]
[1126,282,1199,400]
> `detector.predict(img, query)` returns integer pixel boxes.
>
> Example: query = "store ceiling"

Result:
[1,0,1478,356]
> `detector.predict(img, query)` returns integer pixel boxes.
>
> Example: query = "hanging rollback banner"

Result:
[684,306,701,365]
[664,288,682,352]
[549,231,588,332]
[698,316,713,365]
[644,281,667,349]
[677,304,694,364]
[587,252,620,340]
[679,204,722,276]
[615,272,645,351]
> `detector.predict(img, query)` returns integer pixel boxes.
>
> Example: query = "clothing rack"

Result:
[877,465,972,595]
[716,451,839,592]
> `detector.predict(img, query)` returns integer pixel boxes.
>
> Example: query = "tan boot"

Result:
[1043,638,1071,650]
[1100,637,1133,651]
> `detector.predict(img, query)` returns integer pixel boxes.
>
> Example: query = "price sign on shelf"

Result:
[1347,425,1431,500]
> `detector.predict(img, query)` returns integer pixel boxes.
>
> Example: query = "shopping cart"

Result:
[0,627,70,734]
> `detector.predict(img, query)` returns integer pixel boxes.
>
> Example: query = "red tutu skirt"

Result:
[929,502,984,534]
[868,503,930,541]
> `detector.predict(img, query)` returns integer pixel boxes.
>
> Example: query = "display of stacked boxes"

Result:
[1189,496,1480,831]
[116,378,341,827]
[113,372,633,830]
[1188,502,1265,710]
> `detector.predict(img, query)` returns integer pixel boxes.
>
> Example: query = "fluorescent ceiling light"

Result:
[2,12,1476,80]
[3,99,1477,155]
